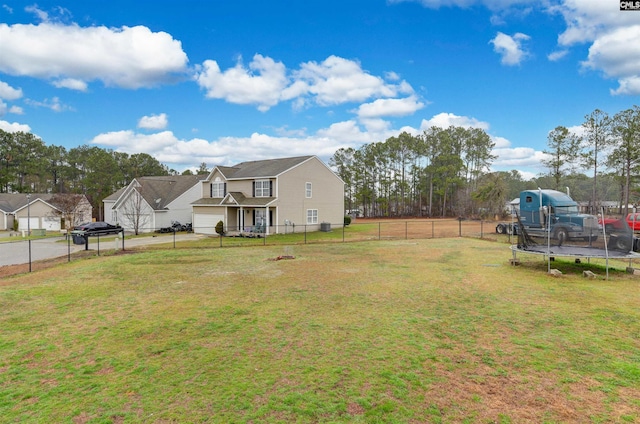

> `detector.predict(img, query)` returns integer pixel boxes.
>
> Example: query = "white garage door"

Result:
[18,217,40,231]
[43,216,61,231]
[193,213,224,235]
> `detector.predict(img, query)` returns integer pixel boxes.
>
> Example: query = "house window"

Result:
[254,180,272,197]
[305,182,312,198]
[211,182,226,198]
[307,209,318,224]
[112,211,118,223]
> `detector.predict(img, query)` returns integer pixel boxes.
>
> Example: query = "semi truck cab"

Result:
[517,189,599,243]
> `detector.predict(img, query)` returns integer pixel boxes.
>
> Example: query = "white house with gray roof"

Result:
[192,155,345,235]
[103,175,202,233]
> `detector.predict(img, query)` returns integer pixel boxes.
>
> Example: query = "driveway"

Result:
[0,233,204,267]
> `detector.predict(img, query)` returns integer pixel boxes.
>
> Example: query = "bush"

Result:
[344,215,352,226]
[215,220,224,235]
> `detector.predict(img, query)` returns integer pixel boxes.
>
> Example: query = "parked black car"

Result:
[73,222,123,235]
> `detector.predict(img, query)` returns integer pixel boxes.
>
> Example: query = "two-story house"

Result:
[192,155,344,235]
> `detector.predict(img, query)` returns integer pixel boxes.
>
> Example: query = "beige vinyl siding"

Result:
[276,157,344,230]
[15,201,60,230]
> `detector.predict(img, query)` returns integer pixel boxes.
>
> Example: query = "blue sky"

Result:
[1,0,639,178]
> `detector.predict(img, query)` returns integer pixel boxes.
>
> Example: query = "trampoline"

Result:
[509,210,640,278]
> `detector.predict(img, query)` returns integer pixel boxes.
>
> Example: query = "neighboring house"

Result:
[192,155,345,235]
[103,175,202,233]
[0,193,92,231]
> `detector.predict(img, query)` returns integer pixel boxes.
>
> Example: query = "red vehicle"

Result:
[599,213,640,232]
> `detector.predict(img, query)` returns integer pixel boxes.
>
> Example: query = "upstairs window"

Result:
[254,180,272,197]
[305,182,312,198]
[211,181,226,198]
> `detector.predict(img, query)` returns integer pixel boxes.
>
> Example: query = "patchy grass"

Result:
[0,238,639,423]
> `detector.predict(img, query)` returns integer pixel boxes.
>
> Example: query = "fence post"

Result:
[405,221,408,240]
[378,222,381,240]
[480,221,483,238]
[343,223,345,242]
[304,225,307,244]
[458,218,462,237]
[173,228,176,248]
[28,239,32,272]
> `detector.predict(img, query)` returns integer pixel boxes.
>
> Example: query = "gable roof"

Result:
[124,175,202,210]
[0,193,66,213]
[215,156,314,180]
[103,187,126,202]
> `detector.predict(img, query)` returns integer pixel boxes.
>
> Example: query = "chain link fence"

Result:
[0,219,517,275]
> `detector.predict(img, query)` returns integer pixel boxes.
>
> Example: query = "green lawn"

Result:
[1,238,639,423]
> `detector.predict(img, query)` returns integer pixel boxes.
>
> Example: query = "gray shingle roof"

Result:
[133,175,202,210]
[0,193,55,212]
[0,193,89,213]
[218,156,313,179]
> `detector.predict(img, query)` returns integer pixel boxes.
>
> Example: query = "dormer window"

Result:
[253,180,272,197]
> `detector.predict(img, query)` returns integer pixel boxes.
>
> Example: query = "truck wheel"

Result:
[496,224,505,234]
[555,228,568,245]
[614,237,631,251]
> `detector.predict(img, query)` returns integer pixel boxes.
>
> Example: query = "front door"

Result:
[254,209,266,232]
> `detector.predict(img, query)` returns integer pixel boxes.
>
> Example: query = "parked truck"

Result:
[496,189,599,243]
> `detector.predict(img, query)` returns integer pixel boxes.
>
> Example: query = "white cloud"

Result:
[0,81,23,100]
[88,109,545,178]
[0,22,189,89]
[195,54,289,112]
[551,1,640,95]
[420,112,490,130]
[0,120,31,132]
[547,50,568,62]
[0,101,23,116]
[52,78,88,91]
[492,145,547,169]
[25,5,49,22]
[195,54,415,112]
[138,113,169,130]
[581,25,640,95]
[9,105,23,114]
[90,127,360,169]
[388,0,534,9]
[293,55,412,106]
[354,96,425,119]
[490,32,530,66]
[24,96,70,112]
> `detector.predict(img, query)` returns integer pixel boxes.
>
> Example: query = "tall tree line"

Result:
[0,129,171,219]
[333,105,640,219]
[330,127,496,218]
[542,106,640,216]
